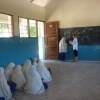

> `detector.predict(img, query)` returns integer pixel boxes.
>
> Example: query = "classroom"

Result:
[0,0,100,100]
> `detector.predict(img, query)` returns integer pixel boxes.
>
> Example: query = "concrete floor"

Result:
[13,60,100,100]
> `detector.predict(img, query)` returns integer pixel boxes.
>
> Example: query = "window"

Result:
[29,20,37,37]
[19,18,28,37]
[0,13,13,37]
[19,18,37,37]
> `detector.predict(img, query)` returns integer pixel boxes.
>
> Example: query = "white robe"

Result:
[0,67,12,100]
[4,62,15,82]
[23,65,45,94]
[59,37,67,53]
[22,59,31,78]
[11,65,26,90]
[37,60,52,82]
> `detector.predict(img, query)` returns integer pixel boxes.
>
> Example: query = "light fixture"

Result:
[27,0,34,2]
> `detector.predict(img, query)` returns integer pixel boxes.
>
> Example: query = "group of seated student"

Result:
[0,58,52,100]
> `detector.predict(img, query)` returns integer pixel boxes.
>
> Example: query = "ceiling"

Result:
[32,0,53,7]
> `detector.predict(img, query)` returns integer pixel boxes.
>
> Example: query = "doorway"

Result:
[37,21,45,60]
[45,21,59,60]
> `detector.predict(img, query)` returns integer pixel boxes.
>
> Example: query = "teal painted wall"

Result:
[1,36,100,68]
[65,46,100,61]
[0,36,38,68]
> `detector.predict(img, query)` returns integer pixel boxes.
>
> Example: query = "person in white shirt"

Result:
[59,37,68,61]
[69,34,78,62]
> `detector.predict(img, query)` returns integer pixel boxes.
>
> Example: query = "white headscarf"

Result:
[59,37,67,53]
[0,67,12,100]
[4,62,15,82]
[33,58,37,67]
[37,60,52,82]
[11,65,26,90]
[22,59,31,78]
[23,65,45,94]
[33,62,37,67]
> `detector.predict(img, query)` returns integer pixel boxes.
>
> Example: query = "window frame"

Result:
[0,12,14,38]
[19,17,44,38]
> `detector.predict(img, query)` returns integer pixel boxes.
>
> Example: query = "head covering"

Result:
[37,60,52,82]
[22,59,31,78]
[23,65,45,94]
[0,67,12,100]
[4,62,15,82]
[59,37,67,53]
[32,58,37,62]
[11,65,26,90]
[32,58,37,67]
[33,62,37,67]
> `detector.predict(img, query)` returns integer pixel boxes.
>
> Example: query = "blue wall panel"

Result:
[0,36,38,68]
[0,36,100,68]
[65,46,100,61]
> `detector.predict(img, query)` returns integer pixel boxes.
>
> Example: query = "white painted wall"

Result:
[0,0,45,36]
[46,0,100,28]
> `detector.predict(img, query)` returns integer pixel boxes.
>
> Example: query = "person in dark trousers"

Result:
[59,37,68,61]
[69,33,78,62]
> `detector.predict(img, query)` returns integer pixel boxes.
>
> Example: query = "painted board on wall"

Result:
[59,26,100,45]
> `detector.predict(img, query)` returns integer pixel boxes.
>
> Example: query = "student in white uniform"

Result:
[69,34,78,62]
[0,67,12,100]
[11,65,26,90]
[23,65,45,94]
[59,37,68,61]
[4,62,15,82]
[37,60,52,82]
[22,59,31,78]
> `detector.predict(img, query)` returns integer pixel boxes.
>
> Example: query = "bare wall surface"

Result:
[0,36,38,68]
[46,0,100,28]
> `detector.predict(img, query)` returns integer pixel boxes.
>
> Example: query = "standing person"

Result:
[69,34,78,62]
[59,37,68,61]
